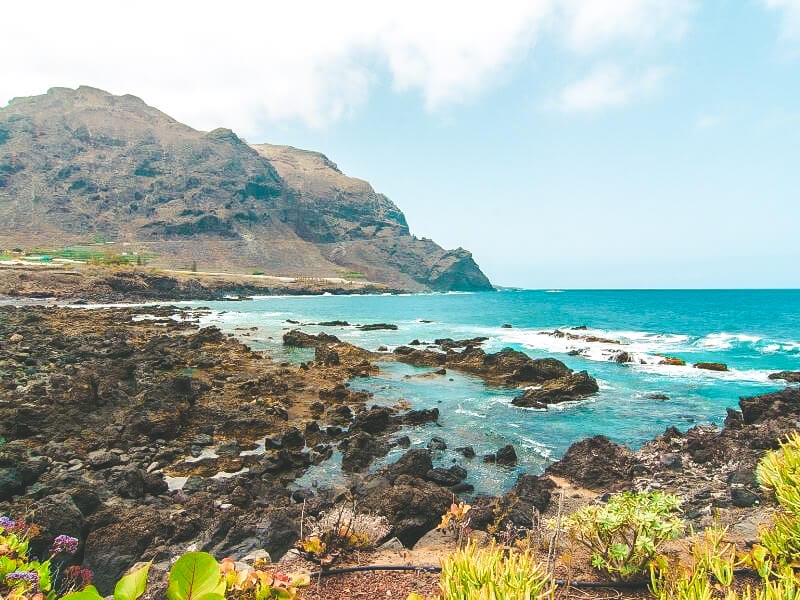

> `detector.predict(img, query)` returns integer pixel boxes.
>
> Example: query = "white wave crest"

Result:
[695,332,762,350]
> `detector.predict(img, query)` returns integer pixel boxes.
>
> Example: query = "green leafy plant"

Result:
[166,552,226,600]
[435,542,554,600]
[61,586,104,600]
[114,562,151,600]
[560,491,684,581]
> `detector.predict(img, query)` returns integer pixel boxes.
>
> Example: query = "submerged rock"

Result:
[694,362,729,372]
[357,323,398,331]
[659,356,686,366]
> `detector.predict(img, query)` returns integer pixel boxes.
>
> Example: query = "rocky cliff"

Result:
[0,86,492,292]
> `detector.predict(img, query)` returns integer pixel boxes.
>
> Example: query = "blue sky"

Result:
[3,1,799,288]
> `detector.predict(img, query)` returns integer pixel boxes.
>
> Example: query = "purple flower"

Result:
[0,515,15,530]
[50,534,80,554]
[5,571,40,588]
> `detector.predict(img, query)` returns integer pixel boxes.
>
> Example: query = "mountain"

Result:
[0,86,492,292]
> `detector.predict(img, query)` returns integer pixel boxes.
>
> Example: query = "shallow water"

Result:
[190,289,799,495]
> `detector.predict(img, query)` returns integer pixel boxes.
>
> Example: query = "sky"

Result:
[2,0,799,288]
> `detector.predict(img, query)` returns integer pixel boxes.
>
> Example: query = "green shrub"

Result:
[760,513,800,567]
[650,526,742,599]
[434,542,553,600]
[757,432,800,515]
[561,491,684,581]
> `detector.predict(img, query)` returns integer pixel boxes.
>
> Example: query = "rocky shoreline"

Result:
[0,263,401,304]
[1,304,798,596]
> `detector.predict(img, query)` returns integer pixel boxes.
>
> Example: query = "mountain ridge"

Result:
[0,86,493,292]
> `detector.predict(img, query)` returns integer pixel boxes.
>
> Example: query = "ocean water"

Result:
[191,289,800,495]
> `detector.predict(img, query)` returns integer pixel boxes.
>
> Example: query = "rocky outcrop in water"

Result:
[393,345,599,406]
[511,371,600,408]
[769,371,800,383]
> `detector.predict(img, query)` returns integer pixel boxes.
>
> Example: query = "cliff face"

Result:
[0,86,493,292]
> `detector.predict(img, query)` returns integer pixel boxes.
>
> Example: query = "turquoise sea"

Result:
[192,289,800,495]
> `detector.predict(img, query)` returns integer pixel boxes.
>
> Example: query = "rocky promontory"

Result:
[0,86,493,293]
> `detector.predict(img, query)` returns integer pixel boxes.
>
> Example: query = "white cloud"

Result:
[557,64,668,112]
[763,0,800,40]
[1,0,691,133]
[558,0,694,52]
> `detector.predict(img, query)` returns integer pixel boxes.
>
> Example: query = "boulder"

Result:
[769,371,800,384]
[427,437,447,451]
[484,444,517,466]
[398,408,440,425]
[383,449,434,482]
[357,323,398,331]
[425,466,468,487]
[340,432,390,472]
[511,371,599,407]
[694,362,728,372]
[659,356,686,366]
[351,406,393,434]
[456,446,476,459]
[546,435,644,490]
[282,330,340,347]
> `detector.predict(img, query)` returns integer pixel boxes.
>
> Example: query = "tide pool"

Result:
[192,289,799,495]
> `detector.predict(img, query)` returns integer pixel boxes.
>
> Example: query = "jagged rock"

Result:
[394,345,588,391]
[340,432,390,472]
[398,408,439,425]
[484,444,517,466]
[610,351,633,363]
[427,437,447,451]
[469,473,555,532]
[351,407,393,434]
[511,371,599,407]
[282,330,340,348]
[434,337,488,350]
[769,371,800,383]
[730,486,759,508]
[383,449,434,481]
[740,388,800,424]
[456,446,476,459]
[425,466,468,487]
[546,435,644,489]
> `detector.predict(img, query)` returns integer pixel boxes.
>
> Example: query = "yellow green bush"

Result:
[409,542,554,600]
[560,491,684,581]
